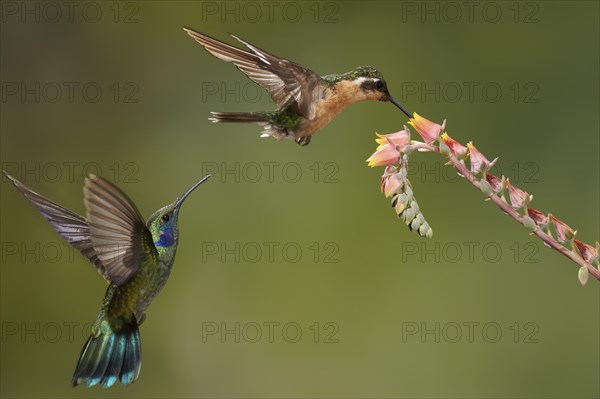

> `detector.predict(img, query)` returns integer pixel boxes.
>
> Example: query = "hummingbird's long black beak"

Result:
[388,95,412,119]
[175,175,212,208]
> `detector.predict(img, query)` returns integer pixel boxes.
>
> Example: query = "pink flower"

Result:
[375,129,410,151]
[382,173,403,197]
[527,208,548,225]
[485,173,503,194]
[367,143,401,167]
[574,240,595,263]
[380,165,396,190]
[507,181,531,209]
[380,166,403,197]
[409,113,443,143]
[368,130,410,168]
[549,215,575,243]
[467,142,497,174]
[441,133,467,157]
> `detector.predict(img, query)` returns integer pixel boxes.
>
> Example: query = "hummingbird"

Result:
[4,171,211,388]
[184,28,412,146]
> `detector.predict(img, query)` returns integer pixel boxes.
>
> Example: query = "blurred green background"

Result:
[1,1,598,397]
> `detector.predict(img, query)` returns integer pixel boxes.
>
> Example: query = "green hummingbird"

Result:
[184,28,412,146]
[4,171,211,388]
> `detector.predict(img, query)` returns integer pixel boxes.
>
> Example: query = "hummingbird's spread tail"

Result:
[72,317,141,388]
[209,111,289,141]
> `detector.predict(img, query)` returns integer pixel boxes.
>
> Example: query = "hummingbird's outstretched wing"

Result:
[83,175,158,286]
[184,28,322,120]
[4,172,108,279]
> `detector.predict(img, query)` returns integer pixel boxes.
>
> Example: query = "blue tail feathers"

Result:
[72,317,141,388]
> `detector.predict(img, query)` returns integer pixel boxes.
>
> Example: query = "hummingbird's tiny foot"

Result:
[295,136,311,146]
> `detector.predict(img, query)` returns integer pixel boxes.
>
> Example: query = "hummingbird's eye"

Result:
[376,80,385,90]
[162,213,171,223]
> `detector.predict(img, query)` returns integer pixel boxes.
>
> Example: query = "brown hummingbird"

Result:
[184,28,411,146]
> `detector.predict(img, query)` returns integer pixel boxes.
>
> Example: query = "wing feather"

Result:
[4,172,109,279]
[83,175,157,285]
[184,28,322,119]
